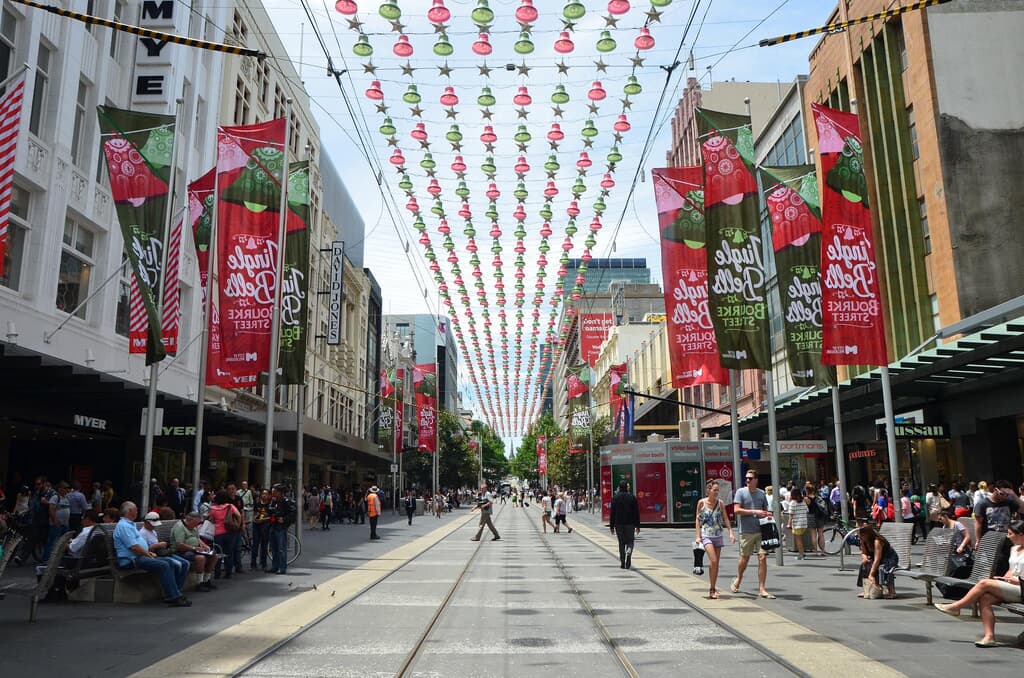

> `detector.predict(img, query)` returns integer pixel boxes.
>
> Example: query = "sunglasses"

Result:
[745,477,756,482]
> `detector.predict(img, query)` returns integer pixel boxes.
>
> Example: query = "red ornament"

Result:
[515,0,538,22]
[389,149,405,165]
[365,80,383,100]
[600,173,615,189]
[410,122,428,140]
[613,114,631,132]
[540,222,552,237]
[554,31,574,54]
[581,249,592,262]
[439,86,459,106]
[480,125,497,143]
[427,178,441,195]
[635,26,655,50]
[566,201,580,217]
[472,33,492,56]
[607,0,629,15]
[393,35,413,57]
[544,181,558,197]
[512,205,527,221]
[588,81,607,101]
[577,151,592,168]
[547,123,564,141]
[438,219,450,234]
[451,155,467,172]
[334,0,357,15]
[513,86,532,106]
[514,156,530,174]
[489,223,502,238]
[427,0,450,23]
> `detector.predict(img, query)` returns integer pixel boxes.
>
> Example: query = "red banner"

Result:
[395,368,404,456]
[213,119,288,388]
[414,363,437,452]
[609,363,628,444]
[652,167,729,387]
[812,104,888,366]
[537,436,547,475]
[187,168,228,387]
[601,465,612,521]
[579,313,614,367]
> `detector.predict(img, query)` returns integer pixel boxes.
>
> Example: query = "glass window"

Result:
[85,0,94,32]
[896,26,908,72]
[29,43,51,136]
[71,80,89,167]
[735,371,744,397]
[109,1,122,59]
[0,9,16,80]
[233,76,249,125]
[0,185,29,290]
[919,197,930,255]
[907,106,919,161]
[55,216,95,319]
[931,294,940,333]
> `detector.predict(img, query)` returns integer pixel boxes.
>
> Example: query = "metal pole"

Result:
[880,366,902,521]
[263,98,292,491]
[766,372,783,566]
[832,387,849,524]
[295,385,303,548]
[192,136,219,502]
[728,370,741,490]
[142,98,184,513]
[587,376,595,513]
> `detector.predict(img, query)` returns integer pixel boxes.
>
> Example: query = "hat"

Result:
[143,511,162,526]
[369,486,379,493]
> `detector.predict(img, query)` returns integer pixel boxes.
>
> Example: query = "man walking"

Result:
[266,485,295,575]
[471,484,500,541]
[366,486,382,540]
[732,471,775,599]
[609,481,640,569]
[404,489,417,526]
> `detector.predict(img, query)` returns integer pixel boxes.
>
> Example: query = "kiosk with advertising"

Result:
[601,445,635,521]
[668,442,702,524]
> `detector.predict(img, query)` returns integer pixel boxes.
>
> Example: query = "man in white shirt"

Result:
[471,485,500,541]
[67,510,100,557]
[138,512,191,581]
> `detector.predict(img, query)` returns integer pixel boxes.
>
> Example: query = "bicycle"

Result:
[822,516,862,555]
[238,524,300,566]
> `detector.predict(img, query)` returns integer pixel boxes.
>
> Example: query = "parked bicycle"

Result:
[823,516,861,555]
[238,524,301,566]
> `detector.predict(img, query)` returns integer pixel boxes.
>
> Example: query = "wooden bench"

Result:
[879,521,914,572]
[934,530,1007,617]
[897,528,954,604]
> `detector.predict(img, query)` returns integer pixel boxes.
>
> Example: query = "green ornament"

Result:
[379,118,396,136]
[463,224,476,237]
[650,0,672,6]
[514,225,527,239]
[624,76,642,96]
[581,120,598,138]
[565,221,578,235]
[379,1,401,20]
[398,174,412,191]
[798,173,820,211]
[584,233,597,248]
[353,34,372,57]
[607,147,622,163]
[471,0,493,26]
[593,198,606,214]
[563,1,585,20]
[539,204,553,220]
[827,136,869,208]
[514,32,534,55]
[544,155,560,172]
[139,126,174,167]
[287,168,310,208]
[222,146,284,212]
[514,182,528,200]
[195,195,213,251]
[419,153,435,170]
[514,125,531,143]
[572,178,587,194]
[433,35,453,56]
[455,181,470,198]
[481,156,496,174]
[551,85,570,104]
[445,125,463,142]
[424,248,436,261]
[596,31,616,53]
[485,202,498,219]
[477,86,496,107]
[538,239,550,254]
[402,85,421,104]
[431,201,445,216]
[413,217,426,231]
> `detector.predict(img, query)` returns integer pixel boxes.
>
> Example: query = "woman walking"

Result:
[787,487,809,560]
[934,520,1024,646]
[695,480,735,598]
[540,491,554,533]
[857,524,899,599]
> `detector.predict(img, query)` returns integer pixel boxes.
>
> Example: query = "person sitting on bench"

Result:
[113,502,190,607]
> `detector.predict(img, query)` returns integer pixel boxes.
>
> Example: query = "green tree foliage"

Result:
[402,410,479,491]
[545,415,612,491]
[469,419,509,484]
[511,413,561,483]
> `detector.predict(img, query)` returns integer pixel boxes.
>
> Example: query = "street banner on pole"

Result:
[277,161,310,384]
[394,368,404,456]
[609,363,631,443]
[379,368,394,445]
[537,436,547,475]
[567,363,591,439]
[759,165,837,387]
[213,118,290,387]
[579,313,614,367]
[188,168,229,387]
[812,103,888,366]
[697,109,771,371]
[98,106,177,364]
[0,70,25,280]
[414,363,437,453]
[651,166,729,387]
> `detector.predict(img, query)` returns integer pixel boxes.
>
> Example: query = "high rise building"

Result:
[564,257,651,296]
[383,313,459,415]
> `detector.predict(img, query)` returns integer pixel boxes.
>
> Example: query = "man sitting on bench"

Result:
[171,511,218,592]
[67,510,100,557]
[113,502,191,607]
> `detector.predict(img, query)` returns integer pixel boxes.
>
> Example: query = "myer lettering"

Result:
[132,1,177,106]
[73,415,107,430]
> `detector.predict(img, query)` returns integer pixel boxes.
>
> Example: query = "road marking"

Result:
[570,519,906,678]
[128,513,476,678]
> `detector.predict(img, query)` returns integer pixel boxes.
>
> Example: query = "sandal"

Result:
[759,592,777,599]
[709,590,720,599]
[974,639,998,648]
[730,579,741,594]
[934,603,960,617]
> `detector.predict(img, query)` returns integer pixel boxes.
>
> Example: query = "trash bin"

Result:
[415,498,425,516]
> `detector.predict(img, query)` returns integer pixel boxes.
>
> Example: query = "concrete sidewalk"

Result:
[567,508,1024,675]
[0,508,462,677]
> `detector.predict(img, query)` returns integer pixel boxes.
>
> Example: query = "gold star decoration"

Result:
[551,105,565,118]
[606,163,617,173]
[401,62,415,77]
[478,64,493,77]
[549,140,560,151]
[485,171,496,180]
[362,61,376,74]
[631,55,646,68]
[425,168,436,178]
[375,103,387,114]
[485,142,496,153]
[518,21,534,32]
[445,107,458,119]
[620,98,633,110]
[456,171,467,180]
[516,62,531,76]
[546,170,557,179]
[418,140,431,150]
[433,23,447,34]
[450,142,463,152]
[577,168,587,177]
[594,59,608,73]
[646,8,663,23]
[583,138,595,149]
[480,108,493,120]
[604,15,619,28]
[347,18,363,31]
[557,60,570,75]
[438,62,452,77]
[562,19,576,31]
[613,132,624,143]
[588,102,600,115]
[390,20,406,33]
[516,107,529,120]
[386,136,398,147]
[410,105,424,117]
[516,142,528,153]
[394,165,405,174]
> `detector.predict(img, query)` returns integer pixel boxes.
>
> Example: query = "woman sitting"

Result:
[934,519,1024,647]
[857,524,898,599]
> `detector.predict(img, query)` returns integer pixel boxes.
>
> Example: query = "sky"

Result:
[256,0,836,445]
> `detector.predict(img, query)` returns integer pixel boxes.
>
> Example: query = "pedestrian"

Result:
[511,492,518,508]
[696,480,734,598]
[266,484,295,574]
[250,489,271,572]
[319,486,333,531]
[366,486,382,540]
[434,492,444,519]
[208,492,242,579]
[787,487,808,560]
[356,492,367,525]
[609,481,640,569]
[554,492,573,534]
[471,484,500,541]
[67,481,90,532]
[540,491,554,533]
[857,524,898,599]
[404,489,417,526]
[732,471,776,599]
[306,487,320,530]
[933,519,1024,647]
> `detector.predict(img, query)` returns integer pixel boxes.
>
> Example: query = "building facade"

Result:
[383,313,459,414]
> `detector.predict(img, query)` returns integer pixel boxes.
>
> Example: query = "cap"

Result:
[144,511,162,526]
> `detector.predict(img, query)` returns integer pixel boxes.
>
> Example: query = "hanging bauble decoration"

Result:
[480,125,498,143]
[427,178,441,195]
[613,114,631,132]
[514,223,527,238]
[572,177,587,194]
[635,26,655,50]
[588,81,607,101]
[485,183,501,200]
[433,34,454,56]
[353,34,373,56]
[514,156,530,174]
[581,249,593,262]
[513,125,531,143]
[563,1,585,20]
[418,232,431,246]
[410,209,423,224]
[540,222,553,237]
[544,155,560,172]
[623,76,642,96]
[489,223,502,238]
[420,153,435,169]
[389,149,405,165]
[577,151,592,168]
[608,0,629,14]
[398,173,412,190]
[379,1,401,20]
[538,239,550,253]
[471,0,494,26]
[551,84,570,104]
[410,122,427,140]
[393,34,413,57]
[600,173,615,189]
[513,86,532,106]
[514,32,535,55]
[439,219,451,234]
[551,30,575,55]
[547,123,564,141]
[606,146,623,163]
[472,32,492,56]
[581,120,598,137]
[650,0,671,6]
[335,0,357,14]
[402,84,421,103]
[596,30,616,52]
[431,199,445,216]
[477,87,496,106]
[445,124,463,142]
[439,86,458,107]
[567,200,580,217]
[512,205,527,222]
[565,220,578,235]
[544,181,559,197]
[379,117,396,136]
[427,0,450,23]
[539,203,553,219]
[593,197,607,213]
[515,0,538,23]
[451,155,467,172]
[485,201,498,219]
[365,80,383,100]
[466,238,478,253]
[455,182,470,198]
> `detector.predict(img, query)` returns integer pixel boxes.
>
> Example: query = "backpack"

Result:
[223,505,242,532]
[813,496,830,520]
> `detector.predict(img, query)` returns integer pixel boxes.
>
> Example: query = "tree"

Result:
[546,415,612,492]
[512,413,560,483]
[468,419,509,484]
[402,410,479,491]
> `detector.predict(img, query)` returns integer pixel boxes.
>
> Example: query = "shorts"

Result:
[739,533,767,558]
[555,514,566,524]
[543,511,552,518]
[992,579,1023,603]
[792,527,807,536]
[806,514,818,529]
[701,535,724,548]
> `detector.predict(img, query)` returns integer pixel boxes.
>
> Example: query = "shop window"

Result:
[56,216,96,319]
[0,184,30,291]
[0,8,17,81]
[907,105,919,161]
[919,197,930,254]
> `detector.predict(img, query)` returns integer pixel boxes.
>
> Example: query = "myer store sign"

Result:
[132,1,178,106]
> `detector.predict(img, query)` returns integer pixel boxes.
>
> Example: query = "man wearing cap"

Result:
[114,502,190,606]
[471,484,501,542]
[171,511,218,591]
[139,511,191,586]
[366,486,382,540]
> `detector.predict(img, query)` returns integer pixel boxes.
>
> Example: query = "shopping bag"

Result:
[759,517,780,551]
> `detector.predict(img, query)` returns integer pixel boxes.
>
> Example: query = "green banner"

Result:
[759,165,836,388]
[671,461,702,523]
[278,161,310,385]
[97,106,176,364]
[697,109,770,371]
[566,363,591,438]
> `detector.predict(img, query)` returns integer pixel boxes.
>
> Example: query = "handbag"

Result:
[948,551,973,579]
[759,517,780,551]
[862,580,884,599]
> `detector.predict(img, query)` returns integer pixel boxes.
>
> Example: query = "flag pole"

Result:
[294,145,310,548]
[766,372,783,565]
[728,369,741,494]
[263,99,292,491]
[193,168,217,503]
[587,367,595,513]
[880,366,902,520]
[142,98,183,513]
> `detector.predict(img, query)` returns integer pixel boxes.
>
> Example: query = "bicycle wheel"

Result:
[286,531,300,565]
[822,527,847,555]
